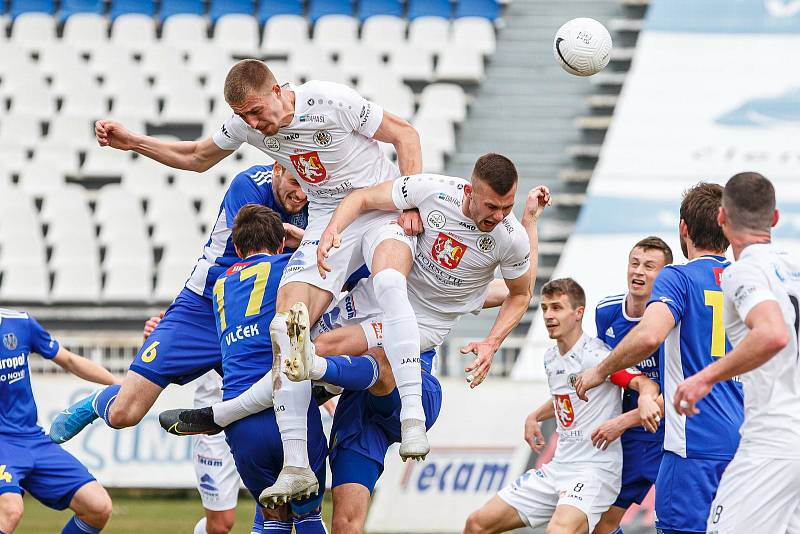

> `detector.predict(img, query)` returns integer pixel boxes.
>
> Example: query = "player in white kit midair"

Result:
[464,278,661,534]
[94,59,426,502]
[674,172,800,534]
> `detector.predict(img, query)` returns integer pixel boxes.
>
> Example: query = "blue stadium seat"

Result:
[407,0,449,20]
[10,0,56,18]
[307,0,352,23]
[257,0,303,23]
[110,0,155,19]
[59,0,103,19]
[160,0,205,19]
[209,0,253,22]
[358,0,402,22]
[455,0,499,20]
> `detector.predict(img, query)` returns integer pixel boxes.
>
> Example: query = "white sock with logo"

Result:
[373,269,424,422]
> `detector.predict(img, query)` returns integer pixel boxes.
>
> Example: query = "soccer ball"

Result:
[553,18,612,77]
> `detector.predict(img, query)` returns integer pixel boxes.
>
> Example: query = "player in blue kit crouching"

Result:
[0,309,118,534]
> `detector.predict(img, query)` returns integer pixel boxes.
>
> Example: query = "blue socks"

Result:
[250,505,264,534]
[611,528,624,534]
[263,519,291,534]
[293,511,327,534]
[321,355,378,391]
[92,384,121,428]
[62,515,101,534]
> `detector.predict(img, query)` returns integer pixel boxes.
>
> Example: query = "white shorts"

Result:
[280,209,413,296]
[312,276,456,350]
[707,451,800,534]
[497,462,620,532]
[193,433,241,511]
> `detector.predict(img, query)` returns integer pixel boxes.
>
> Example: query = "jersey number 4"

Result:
[213,262,271,330]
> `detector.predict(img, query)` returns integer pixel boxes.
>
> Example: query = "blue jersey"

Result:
[212,253,290,400]
[186,165,309,299]
[596,293,663,442]
[0,309,60,436]
[649,255,744,460]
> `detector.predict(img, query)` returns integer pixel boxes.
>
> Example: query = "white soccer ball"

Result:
[553,18,612,77]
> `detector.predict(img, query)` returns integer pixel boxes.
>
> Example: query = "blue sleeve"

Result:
[27,316,60,359]
[648,266,688,325]
[594,306,607,342]
[223,166,274,229]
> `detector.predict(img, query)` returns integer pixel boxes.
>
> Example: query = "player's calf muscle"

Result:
[0,494,23,532]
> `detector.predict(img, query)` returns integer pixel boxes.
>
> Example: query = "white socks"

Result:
[373,269,424,422]
[308,355,328,381]
[211,370,274,427]
[270,312,311,469]
[194,518,207,534]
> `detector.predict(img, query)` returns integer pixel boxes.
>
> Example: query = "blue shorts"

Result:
[0,432,95,510]
[129,288,221,388]
[655,451,730,532]
[329,372,442,492]
[613,437,663,508]
[224,403,328,515]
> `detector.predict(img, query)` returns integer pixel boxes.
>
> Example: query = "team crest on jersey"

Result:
[568,373,578,389]
[2,333,17,350]
[426,210,446,229]
[290,152,327,184]
[554,394,575,427]
[477,234,495,252]
[263,137,281,151]
[313,130,333,148]
[431,233,467,270]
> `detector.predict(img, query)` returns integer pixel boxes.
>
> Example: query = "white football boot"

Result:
[258,466,319,508]
[399,418,430,461]
[284,302,315,382]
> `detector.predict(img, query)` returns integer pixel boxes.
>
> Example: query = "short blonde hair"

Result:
[224,59,277,106]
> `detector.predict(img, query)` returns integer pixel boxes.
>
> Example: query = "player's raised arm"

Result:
[95,119,234,172]
[373,110,422,176]
[52,347,119,386]
[521,185,551,289]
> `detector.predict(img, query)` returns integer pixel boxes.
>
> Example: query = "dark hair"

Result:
[680,182,729,253]
[231,204,285,257]
[632,236,673,265]
[541,278,586,309]
[723,172,775,232]
[471,153,518,195]
[224,59,277,106]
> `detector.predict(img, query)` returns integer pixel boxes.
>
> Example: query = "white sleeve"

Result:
[332,85,384,138]
[211,115,248,151]
[499,225,531,280]
[390,174,437,210]
[722,261,777,322]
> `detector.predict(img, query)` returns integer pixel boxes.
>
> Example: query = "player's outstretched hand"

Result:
[591,417,626,450]
[524,412,545,452]
[638,395,661,433]
[673,373,711,417]
[461,339,499,389]
[283,223,305,250]
[397,209,423,236]
[317,226,342,279]
[95,119,136,150]
[574,366,605,401]
[525,185,552,222]
[142,311,165,341]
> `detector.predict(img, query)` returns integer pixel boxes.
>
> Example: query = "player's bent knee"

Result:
[546,514,588,534]
[205,511,235,534]
[107,401,143,428]
[71,482,112,527]
[463,510,498,534]
[332,514,362,534]
[0,494,24,532]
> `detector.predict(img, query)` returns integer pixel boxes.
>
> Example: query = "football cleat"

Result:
[312,383,342,406]
[284,302,315,382]
[259,466,319,508]
[399,418,430,461]
[158,407,223,436]
[49,391,100,444]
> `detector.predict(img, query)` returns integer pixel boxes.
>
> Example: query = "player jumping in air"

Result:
[674,173,800,533]
[576,183,744,534]
[465,279,660,534]
[0,310,118,534]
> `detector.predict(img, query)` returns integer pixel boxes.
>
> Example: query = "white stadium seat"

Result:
[62,13,109,51]
[154,258,193,303]
[120,158,172,200]
[0,146,28,174]
[421,139,446,173]
[81,147,133,179]
[0,114,42,148]
[111,14,157,52]
[51,262,101,303]
[436,46,485,83]
[417,83,467,123]
[0,43,36,81]
[162,14,209,51]
[0,262,49,302]
[103,263,152,302]
[413,116,456,154]
[36,44,87,79]
[387,45,435,82]
[213,14,260,56]
[337,46,385,81]
[9,84,56,118]
[262,15,309,56]
[104,240,152,270]
[160,86,210,124]
[408,16,450,56]
[361,78,415,120]
[312,15,358,53]
[288,46,347,84]
[88,47,137,77]
[46,115,97,149]
[111,90,159,122]
[11,13,56,50]
[59,85,109,117]
[18,163,69,197]
[101,66,151,98]
[0,63,44,98]
[452,17,497,56]
[0,224,45,266]
[361,15,407,55]
[172,168,224,202]
[40,184,93,225]
[29,144,81,175]
[94,185,144,226]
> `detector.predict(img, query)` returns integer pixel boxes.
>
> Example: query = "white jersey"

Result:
[721,243,800,459]
[391,174,531,321]
[212,80,397,211]
[543,334,640,469]
[193,371,223,409]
